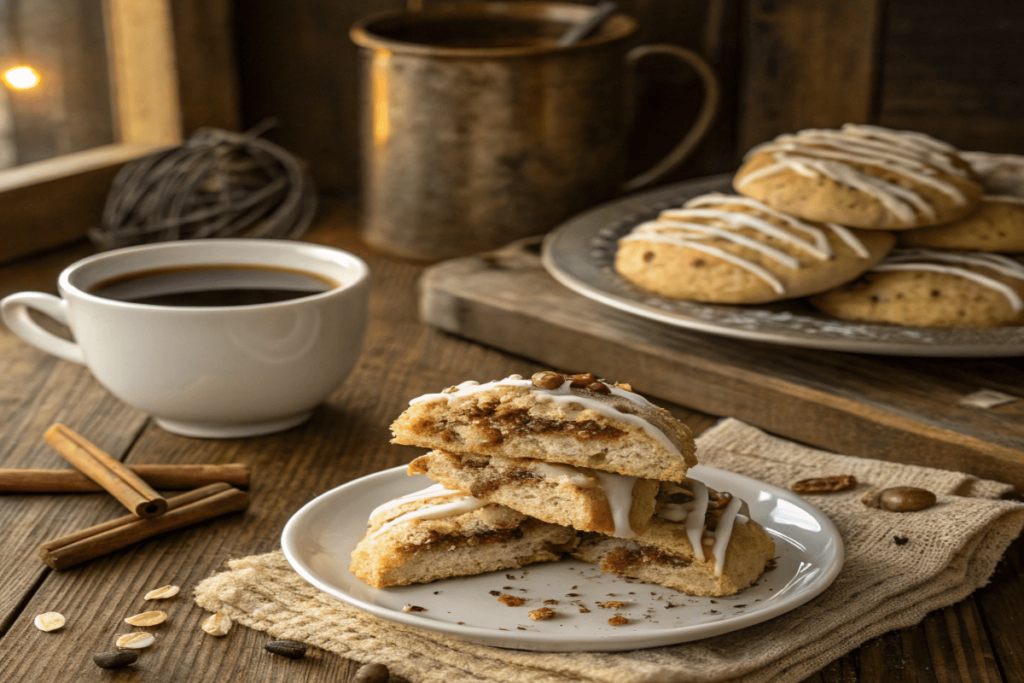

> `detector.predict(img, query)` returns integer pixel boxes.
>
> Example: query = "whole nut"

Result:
[265,640,308,659]
[568,373,597,388]
[93,651,139,669]
[585,381,611,395]
[880,487,936,512]
[531,371,564,390]
[354,662,390,683]
[791,475,857,494]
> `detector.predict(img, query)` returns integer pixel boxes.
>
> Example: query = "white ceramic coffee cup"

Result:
[1,239,370,438]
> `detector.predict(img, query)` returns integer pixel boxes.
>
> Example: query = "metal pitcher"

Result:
[351,2,720,261]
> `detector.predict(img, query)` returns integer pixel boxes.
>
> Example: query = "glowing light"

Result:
[3,66,40,90]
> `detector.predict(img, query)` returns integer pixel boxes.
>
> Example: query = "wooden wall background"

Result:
[230,0,1024,197]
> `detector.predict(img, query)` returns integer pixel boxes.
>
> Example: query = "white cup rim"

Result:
[58,239,370,312]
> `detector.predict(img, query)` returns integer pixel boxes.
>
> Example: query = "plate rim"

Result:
[540,178,1024,358]
[281,464,846,651]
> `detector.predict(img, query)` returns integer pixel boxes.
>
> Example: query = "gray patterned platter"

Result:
[541,174,1024,357]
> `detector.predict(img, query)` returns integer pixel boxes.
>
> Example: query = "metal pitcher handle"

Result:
[621,44,721,193]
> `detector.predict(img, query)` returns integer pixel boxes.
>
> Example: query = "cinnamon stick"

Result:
[39,483,250,571]
[0,464,250,493]
[45,424,168,519]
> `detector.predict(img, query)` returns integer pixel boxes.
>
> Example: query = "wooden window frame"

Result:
[0,0,239,263]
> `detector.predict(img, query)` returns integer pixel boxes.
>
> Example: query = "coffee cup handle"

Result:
[1,292,86,364]
[621,44,721,193]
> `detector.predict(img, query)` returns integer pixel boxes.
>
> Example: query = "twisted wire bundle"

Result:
[90,123,317,250]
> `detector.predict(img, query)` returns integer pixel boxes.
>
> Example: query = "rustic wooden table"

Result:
[0,206,1020,682]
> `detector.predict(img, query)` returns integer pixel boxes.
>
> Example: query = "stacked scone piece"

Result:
[351,372,775,597]
[615,124,1024,327]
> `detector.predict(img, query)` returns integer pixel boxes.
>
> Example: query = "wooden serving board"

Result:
[420,239,1024,490]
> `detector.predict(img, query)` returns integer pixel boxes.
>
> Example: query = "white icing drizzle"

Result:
[409,376,682,459]
[533,461,597,489]
[685,480,709,563]
[620,193,871,295]
[710,497,743,578]
[984,194,1024,205]
[630,220,801,269]
[593,471,639,539]
[872,249,1024,312]
[369,483,461,519]
[369,485,489,539]
[738,125,970,223]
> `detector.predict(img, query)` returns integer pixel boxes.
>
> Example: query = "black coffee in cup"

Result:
[89,264,337,307]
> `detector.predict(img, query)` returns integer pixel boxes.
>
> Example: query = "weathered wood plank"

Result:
[878,0,1024,153]
[738,0,883,150]
[419,242,1024,488]
[922,600,1002,683]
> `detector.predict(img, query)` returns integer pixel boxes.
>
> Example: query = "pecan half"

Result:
[531,371,564,390]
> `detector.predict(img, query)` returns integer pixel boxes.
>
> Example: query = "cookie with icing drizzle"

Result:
[810,249,1024,327]
[615,192,895,304]
[391,374,697,482]
[734,124,983,230]
[898,196,1024,253]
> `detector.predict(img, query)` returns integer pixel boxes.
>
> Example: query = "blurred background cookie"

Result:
[615,193,894,304]
[898,196,1024,252]
[809,249,1024,327]
[961,151,1024,197]
[734,124,982,230]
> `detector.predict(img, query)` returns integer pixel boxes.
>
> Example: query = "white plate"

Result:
[541,174,1024,357]
[281,465,844,652]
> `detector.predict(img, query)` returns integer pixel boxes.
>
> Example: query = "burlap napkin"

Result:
[194,419,1024,682]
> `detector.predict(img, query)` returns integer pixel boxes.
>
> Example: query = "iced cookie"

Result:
[350,484,577,588]
[810,249,1024,327]
[571,480,775,597]
[898,196,1024,252]
[961,151,1024,197]
[409,450,660,538]
[734,124,983,230]
[391,372,697,483]
[614,192,894,304]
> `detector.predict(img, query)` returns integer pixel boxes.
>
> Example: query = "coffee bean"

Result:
[354,663,390,683]
[93,651,139,669]
[264,640,307,659]
[880,487,936,512]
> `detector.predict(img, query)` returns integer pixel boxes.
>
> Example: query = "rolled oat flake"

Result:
[116,632,155,649]
[34,612,65,632]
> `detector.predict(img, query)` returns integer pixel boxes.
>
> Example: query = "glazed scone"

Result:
[810,249,1024,327]
[571,480,775,597]
[350,484,578,588]
[614,192,894,304]
[734,124,982,230]
[408,450,659,538]
[898,196,1024,252]
[391,372,697,482]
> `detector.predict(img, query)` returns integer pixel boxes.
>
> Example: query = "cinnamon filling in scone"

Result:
[602,544,693,571]
[408,450,658,538]
[396,526,525,556]
[424,403,629,447]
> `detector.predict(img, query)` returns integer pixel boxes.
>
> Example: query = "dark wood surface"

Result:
[0,207,1021,682]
